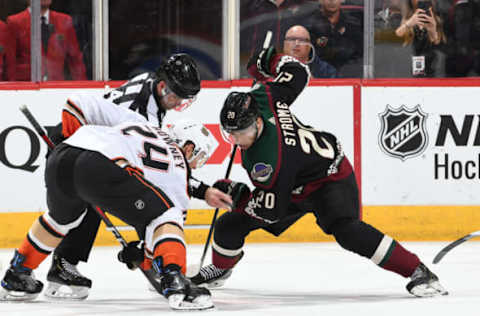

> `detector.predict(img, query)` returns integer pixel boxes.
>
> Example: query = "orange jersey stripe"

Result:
[62,110,83,138]
[66,99,85,118]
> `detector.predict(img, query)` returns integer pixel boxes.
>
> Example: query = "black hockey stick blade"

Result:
[433,230,480,264]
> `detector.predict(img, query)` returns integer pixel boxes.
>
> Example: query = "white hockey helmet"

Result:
[168,119,218,168]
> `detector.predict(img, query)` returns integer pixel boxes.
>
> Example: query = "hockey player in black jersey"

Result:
[0,119,218,310]
[190,47,448,297]
[43,53,232,300]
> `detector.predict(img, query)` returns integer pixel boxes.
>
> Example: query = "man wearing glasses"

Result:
[283,25,337,78]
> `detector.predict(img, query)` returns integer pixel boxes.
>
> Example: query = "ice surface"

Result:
[0,242,478,316]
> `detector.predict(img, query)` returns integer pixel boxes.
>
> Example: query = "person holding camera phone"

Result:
[395,0,446,77]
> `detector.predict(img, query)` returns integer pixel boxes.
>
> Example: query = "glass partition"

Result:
[50,0,93,80]
[108,0,223,81]
[240,0,364,78]
[374,0,480,78]
[1,0,479,81]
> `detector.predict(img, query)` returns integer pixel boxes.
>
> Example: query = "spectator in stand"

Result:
[6,0,86,81]
[240,0,315,76]
[306,0,363,77]
[395,0,446,77]
[444,0,480,76]
[0,19,15,81]
[283,24,337,78]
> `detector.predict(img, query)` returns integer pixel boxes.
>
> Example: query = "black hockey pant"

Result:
[45,144,173,255]
[214,173,384,260]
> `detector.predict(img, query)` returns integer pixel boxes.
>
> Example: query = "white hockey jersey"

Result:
[64,122,190,213]
[63,72,164,132]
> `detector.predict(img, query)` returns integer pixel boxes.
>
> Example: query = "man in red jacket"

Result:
[0,19,15,81]
[6,0,87,81]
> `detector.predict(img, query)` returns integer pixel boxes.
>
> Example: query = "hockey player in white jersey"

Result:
[44,53,231,300]
[0,119,219,310]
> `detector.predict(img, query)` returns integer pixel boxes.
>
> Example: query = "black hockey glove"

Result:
[213,179,251,212]
[117,240,144,270]
[247,46,277,79]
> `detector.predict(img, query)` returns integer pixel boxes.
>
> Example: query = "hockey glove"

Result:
[213,179,251,213]
[247,46,277,79]
[117,240,145,270]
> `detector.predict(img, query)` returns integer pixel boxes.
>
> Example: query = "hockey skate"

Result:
[44,254,92,300]
[406,263,448,297]
[0,250,43,301]
[160,265,214,310]
[190,264,234,289]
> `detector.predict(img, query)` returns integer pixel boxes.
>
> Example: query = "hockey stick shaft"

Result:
[19,105,163,293]
[198,144,238,268]
[20,105,56,149]
[433,230,480,264]
[195,30,271,268]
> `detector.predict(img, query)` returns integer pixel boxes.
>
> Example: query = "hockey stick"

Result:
[432,230,480,264]
[188,144,238,276]
[19,105,163,293]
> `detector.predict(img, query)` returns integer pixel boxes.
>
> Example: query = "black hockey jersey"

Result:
[241,54,352,224]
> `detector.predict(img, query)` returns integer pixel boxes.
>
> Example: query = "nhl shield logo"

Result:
[378,105,428,160]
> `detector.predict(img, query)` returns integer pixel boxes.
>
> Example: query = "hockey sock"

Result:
[140,257,153,270]
[371,235,420,277]
[212,240,243,269]
[153,237,186,274]
[17,233,52,270]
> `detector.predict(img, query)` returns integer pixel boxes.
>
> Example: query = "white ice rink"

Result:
[0,242,479,316]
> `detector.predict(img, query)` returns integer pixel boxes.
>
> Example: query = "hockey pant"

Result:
[41,144,186,271]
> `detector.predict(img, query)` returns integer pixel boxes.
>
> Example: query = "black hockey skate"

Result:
[190,264,233,289]
[159,264,213,310]
[406,263,448,297]
[0,250,44,301]
[44,254,92,300]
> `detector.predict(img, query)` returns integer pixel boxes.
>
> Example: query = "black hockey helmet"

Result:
[220,92,259,133]
[156,53,201,99]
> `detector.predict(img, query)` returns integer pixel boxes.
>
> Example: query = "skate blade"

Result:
[410,281,449,297]
[44,282,89,300]
[168,294,215,311]
[0,286,39,301]
[197,279,226,289]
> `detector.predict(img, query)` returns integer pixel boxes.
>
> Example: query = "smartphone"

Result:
[417,1,432,14]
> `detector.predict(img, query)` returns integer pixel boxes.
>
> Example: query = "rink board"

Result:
[1,206,480,248]
[1,79,479,248]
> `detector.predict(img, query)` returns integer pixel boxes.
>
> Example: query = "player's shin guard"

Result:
[18,232,54,270]
[153,236,187,274]
[0,250,44,301]
[371,236,420,277]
